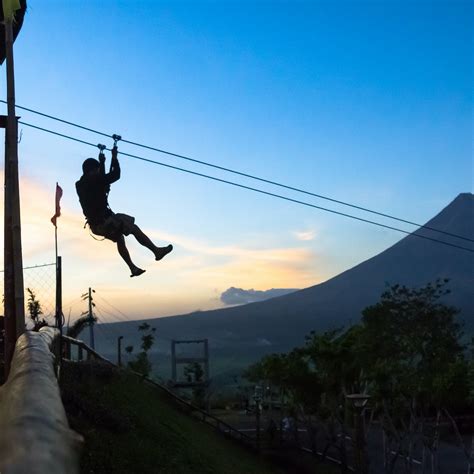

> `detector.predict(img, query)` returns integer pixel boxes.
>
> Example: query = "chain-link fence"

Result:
[0,263,56,327]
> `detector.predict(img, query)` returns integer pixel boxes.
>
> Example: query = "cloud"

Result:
[220,287,299,306]
[294,229,317,241]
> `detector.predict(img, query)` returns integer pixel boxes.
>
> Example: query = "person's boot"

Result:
[130,266,146,278]
[154,244,173,261]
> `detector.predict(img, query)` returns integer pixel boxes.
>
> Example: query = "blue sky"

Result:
[1,0,472,320]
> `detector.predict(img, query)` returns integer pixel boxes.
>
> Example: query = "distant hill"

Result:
[100,193,473,363]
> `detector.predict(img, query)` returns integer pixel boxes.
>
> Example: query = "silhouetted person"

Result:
[76,145,172,277]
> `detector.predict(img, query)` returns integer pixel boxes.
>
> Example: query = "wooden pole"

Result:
[55,255,63,366]
[55,256,62,328]
[3,17,25,377]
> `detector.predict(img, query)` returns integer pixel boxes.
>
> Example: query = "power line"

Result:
[94,313,120,348]
[7,100,473,244]
[62,295,84,312]
[96,305,130,326]
[95,296,173,342]
[94,295,131,323]
[18,120,474,254]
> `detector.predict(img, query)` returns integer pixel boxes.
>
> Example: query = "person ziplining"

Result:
[76,137,173,277]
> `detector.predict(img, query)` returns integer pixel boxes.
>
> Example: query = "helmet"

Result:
[82,158,100,174]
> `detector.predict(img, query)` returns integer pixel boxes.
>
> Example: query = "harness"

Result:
[83,137,122,241]
[88,227,105,241]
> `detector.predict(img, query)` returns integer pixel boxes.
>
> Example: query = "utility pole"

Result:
[2,12,25,377]
[88,287,95,350]
[81,288,95,350]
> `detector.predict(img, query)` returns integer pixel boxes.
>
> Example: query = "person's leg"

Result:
[116,234,145,277]
[130,224,157,252]
[130,224,173,261]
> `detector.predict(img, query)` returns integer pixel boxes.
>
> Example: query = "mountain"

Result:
[101,193,473,360]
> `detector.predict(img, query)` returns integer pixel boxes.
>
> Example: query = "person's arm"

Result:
[98,150,106,176]
[106,145,121,183]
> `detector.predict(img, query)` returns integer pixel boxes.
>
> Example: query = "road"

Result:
[214,410,471,474]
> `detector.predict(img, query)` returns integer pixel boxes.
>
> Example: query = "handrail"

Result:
[60,335,369,470]
[142,376,254,444]
[61,335,254,446]
[0,327,81,473]
[62,335,114,365]
[60,335,363,470]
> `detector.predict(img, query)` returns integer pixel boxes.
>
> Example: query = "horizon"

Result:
[1,1,472,323]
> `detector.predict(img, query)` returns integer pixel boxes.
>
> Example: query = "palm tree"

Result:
[66,314,97,339]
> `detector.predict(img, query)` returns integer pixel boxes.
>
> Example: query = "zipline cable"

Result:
[18,120,474,254]
[6,100,472,244]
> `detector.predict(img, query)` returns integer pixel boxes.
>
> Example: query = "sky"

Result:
[0,0,472,323]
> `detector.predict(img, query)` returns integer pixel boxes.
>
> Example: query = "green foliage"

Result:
[67,314,97,339]
[127,323,156,376]
[468,337,474,403]
[245,280,472,420]
[184,362,204,383]
[27,288,47,331]
[245,348,322,415]
[128,352,152,377]
[184,362,206,407]
[305,326,365,396]
[360,279,467,409]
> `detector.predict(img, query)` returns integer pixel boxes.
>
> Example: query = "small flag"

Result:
[2,0,21,21]
[51,183,63,227]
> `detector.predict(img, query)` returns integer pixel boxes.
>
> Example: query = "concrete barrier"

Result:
[0,327,80,474]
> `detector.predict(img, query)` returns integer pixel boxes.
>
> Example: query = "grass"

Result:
[61,361,287,474]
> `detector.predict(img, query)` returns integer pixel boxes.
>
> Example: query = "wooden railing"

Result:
[0,327,81,474]
[61,335,360,470]
[61,335,254,448]
[142,376,255,447]
[62,334,114,365]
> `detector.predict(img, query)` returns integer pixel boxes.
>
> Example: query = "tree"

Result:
[245,348,328,454]
[66,314,97,339]
[127,323,156,377]
[358,279,470,473]
[184,361,204,383]
[184,362,206,407]
[244,280,472,473]
[360,279,468,409]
